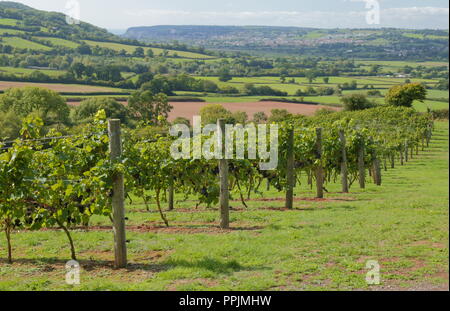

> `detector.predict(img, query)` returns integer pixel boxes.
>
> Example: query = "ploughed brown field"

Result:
[68,101,340,121]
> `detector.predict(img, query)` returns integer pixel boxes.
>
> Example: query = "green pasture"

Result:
[34,36,80,49]
[1,36,51,51]
[0,66,66,77]
[83,40,215,59]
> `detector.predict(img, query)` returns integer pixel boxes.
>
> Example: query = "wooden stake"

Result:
[315,128,324,198]
[108,119,127,269]
[405,140,409,162]
[168,180,174,211]
[285,129,295,209]
[218,119,229,229]
[358,140,365,189]
[339,130,349,193]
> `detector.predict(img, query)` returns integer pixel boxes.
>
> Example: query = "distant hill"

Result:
[124,25,449,60]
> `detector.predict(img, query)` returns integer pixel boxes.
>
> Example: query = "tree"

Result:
[268,109,292,123]
[435,79,449,90]
[0,87,69,125]
[172,117,190,127]
[305,70,317,84]
[385,83,427,107]
[71,62,86,79]
[133,47,145,58]
[253,111,268,123]
[323,77,330,84]
[199,104,234,125]
[146,49,154,58]
[136,72,154,88]
[218,68,232,82]
[232,111,248,124]
[71,98,131,125]
[76,43,92,55]
[341,93,375,111]
[128,91,172,125]
[0,110,22,140]
[140,75,173,95]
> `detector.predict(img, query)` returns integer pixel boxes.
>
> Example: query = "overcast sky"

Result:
[3,0,449,30]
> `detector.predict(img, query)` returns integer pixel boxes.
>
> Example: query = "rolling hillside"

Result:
[0,2,214,59]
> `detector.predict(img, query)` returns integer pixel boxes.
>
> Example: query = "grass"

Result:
[0,81,129,93]
[0,66,66,77]
[0,121,448,291]
[1,37,51,51]
[196,75,440,97]
[0,28,24,35]
[34,36,80,49]
[355,60,449,70]
[414,100,449,112]
[83,40,215,59]
[0,18,19,26]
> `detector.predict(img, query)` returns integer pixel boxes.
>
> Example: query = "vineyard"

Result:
[0,106,435,270]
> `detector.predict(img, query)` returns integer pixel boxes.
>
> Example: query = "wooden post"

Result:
[404,140,409,162]
[285,129,295,209]
[108,119,127,269]
[315,128,324,198]
[168,181,174,211]
[358,140,365,189]
[339,130,349,193]
[370,137,381,186]
[373,159,382,186]
[217,119,229,229]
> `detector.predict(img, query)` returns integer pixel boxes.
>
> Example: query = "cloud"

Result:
[124,6,449,29]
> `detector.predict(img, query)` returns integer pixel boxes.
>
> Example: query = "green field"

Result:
[197,75,440,96]
[356,60,449,70]
[35,36,80,49]
[0,28,24,35]
[83,40,215,59]
[1,36,51,51]
[403,33,449,40]
[0,66,66,77]
[0,122,447,291]
[0,18,19,26]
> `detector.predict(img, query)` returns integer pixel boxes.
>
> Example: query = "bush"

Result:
[199,104,234,125]
[71,97,131,126]
[341,94,376,111]
[430,109,449,120]
[172,117,191,127]
[0,87,69,125]
[367,90,382,97]
[0,110,22,140]
[385,83,427,107]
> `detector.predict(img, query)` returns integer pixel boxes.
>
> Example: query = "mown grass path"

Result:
[0,123,448,291]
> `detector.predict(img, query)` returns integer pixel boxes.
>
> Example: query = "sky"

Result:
[3,0,449,30]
